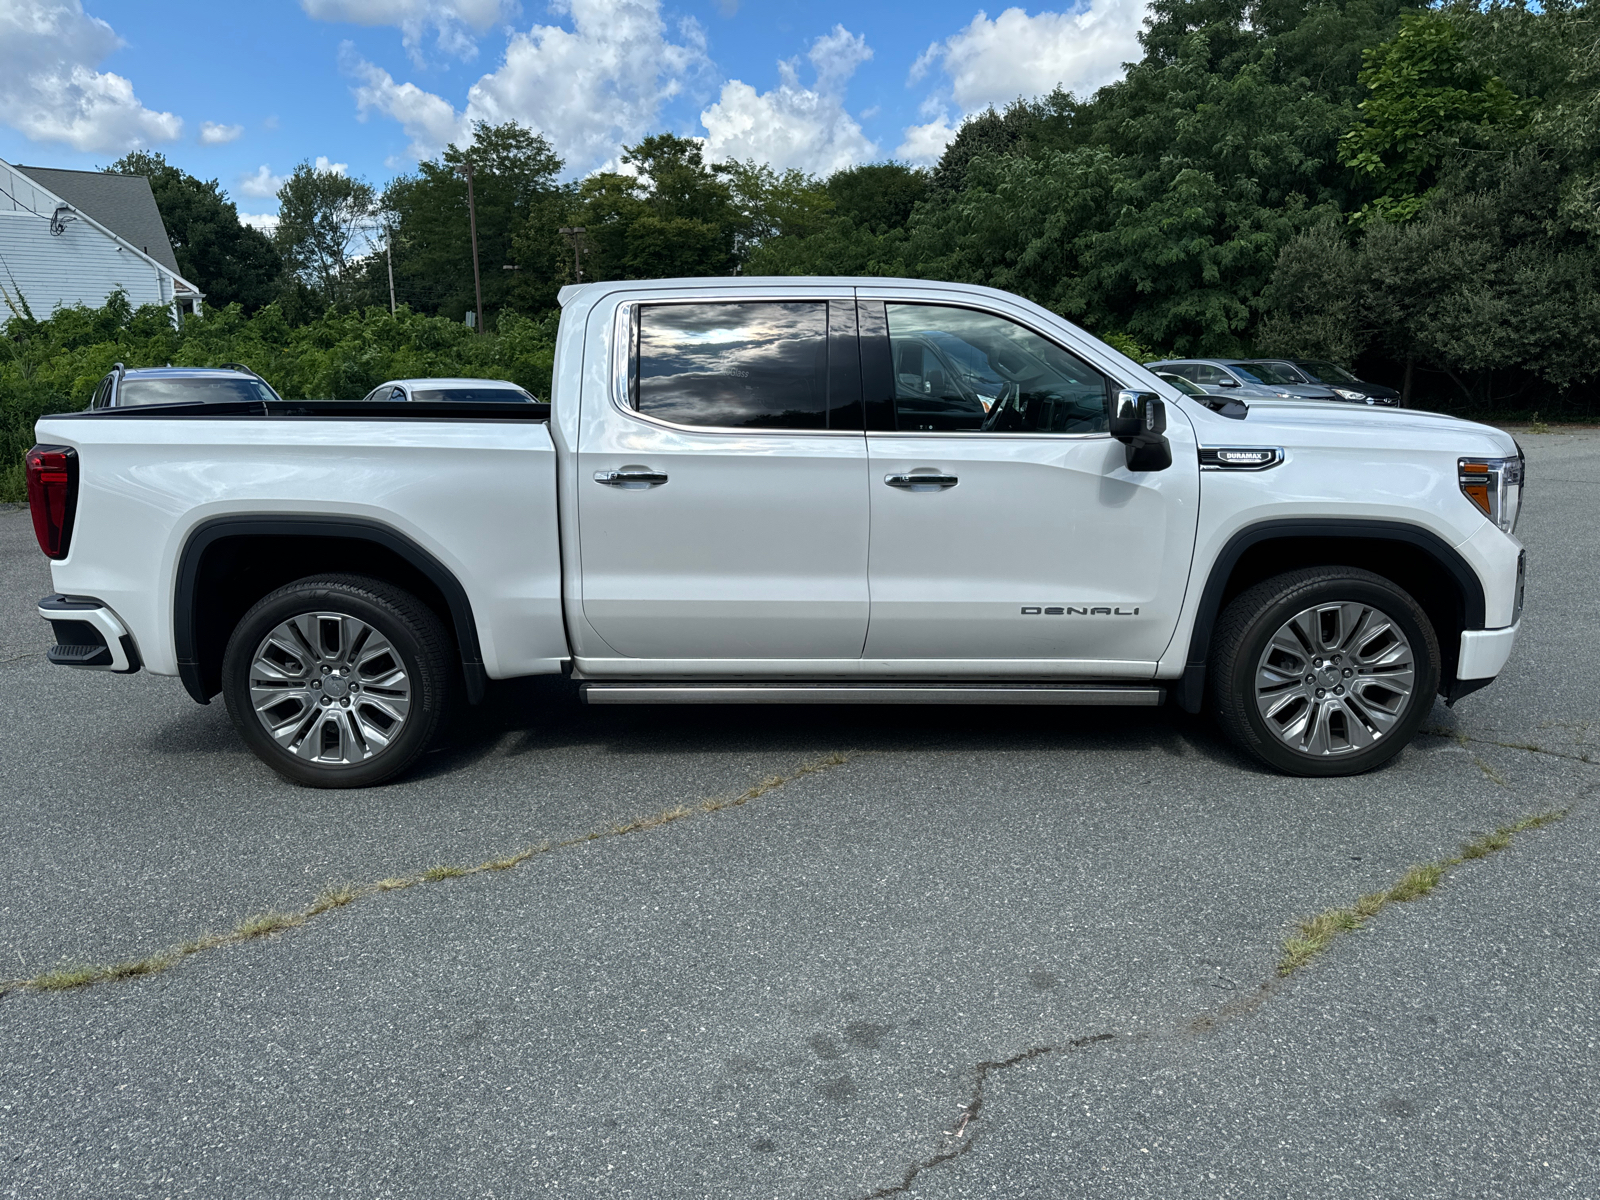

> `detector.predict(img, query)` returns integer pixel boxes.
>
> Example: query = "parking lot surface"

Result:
[2,430,1597,1198]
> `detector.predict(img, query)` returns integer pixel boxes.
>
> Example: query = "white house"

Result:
[0,157,204,327]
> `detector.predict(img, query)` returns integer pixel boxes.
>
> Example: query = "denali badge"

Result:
[1021,606,1141,616]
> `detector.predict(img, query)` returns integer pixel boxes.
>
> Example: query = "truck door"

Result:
[576,294,869,661]
[858,295,1200,670]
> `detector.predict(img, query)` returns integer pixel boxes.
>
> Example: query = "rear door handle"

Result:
[884,473,958,490]
[595,469,668,488]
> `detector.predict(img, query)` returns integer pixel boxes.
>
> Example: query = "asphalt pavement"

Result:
[1,428,1596,1199]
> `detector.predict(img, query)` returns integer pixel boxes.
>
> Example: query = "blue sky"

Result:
[0,0,1147,230]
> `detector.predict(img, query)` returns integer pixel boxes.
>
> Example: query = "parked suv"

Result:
[1271,359,1401,406]
[87,363,282,409]
[1144,359,1338,402]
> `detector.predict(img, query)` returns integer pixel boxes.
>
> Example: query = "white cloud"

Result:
[343,0,712,175]
[302,0,515,61]
[314,155,349,175]
[896,114,959,165]
[239,212,280,235]
[239,165,288,198]
[345,47,471,160]
[0,0,182,152]
[199,121,244,145]
[899,3,1146,162]
[923,4,1145,112]
[699,25,877,175]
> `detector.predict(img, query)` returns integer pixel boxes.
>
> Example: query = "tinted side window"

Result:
[883,304,1108,433]
[1189,364,1227,386]
[634,302,831,429]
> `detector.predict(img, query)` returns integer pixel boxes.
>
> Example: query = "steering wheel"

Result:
[981,381,1022,432]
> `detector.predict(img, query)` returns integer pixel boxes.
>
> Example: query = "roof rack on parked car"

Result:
[217,363,263,378]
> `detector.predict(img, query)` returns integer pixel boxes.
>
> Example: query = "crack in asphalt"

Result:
[1422,727,1600,768]
[0,751,854,998]
[854,791,1584,1197]
[859,1035,1117,1199]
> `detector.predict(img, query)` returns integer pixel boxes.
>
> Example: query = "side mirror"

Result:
[1216,377,1241,388]
[1110,389,1172,472]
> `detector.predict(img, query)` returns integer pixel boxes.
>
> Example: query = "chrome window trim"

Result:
[608,296,862,439]
[866,430,1110,442]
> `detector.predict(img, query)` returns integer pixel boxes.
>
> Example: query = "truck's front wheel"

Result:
[221,574,453,788]
[1209,567,1440,776]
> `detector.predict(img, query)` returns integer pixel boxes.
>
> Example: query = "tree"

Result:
[824,163,927,232]
[1338,11,1525,223]
[564,134,742,281]
[104,151,282,311]
[274,162,377,306]
[382,121,567,320]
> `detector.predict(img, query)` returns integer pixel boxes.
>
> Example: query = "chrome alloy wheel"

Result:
[247,611,412,765]
[1253,601,1417,757]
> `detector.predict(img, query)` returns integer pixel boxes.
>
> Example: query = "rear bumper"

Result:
[38,594,141,674]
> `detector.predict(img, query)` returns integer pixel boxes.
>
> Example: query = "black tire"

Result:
[1208,567,1440,777]
[221,574,454,788]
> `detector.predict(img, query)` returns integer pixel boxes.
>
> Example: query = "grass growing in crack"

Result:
[1278,810,1567,976]
[234,911,304,939]
[4,752,852,997]
[308,883,360,914]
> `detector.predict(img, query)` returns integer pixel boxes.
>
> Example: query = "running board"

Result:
[580,683,1165,706]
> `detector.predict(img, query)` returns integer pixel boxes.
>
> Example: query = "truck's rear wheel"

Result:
[221,574,453,788]
[1209,567,1439,776]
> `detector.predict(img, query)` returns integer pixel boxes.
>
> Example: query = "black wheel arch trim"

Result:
[1174,518,1487,714]
[174,515,487,706]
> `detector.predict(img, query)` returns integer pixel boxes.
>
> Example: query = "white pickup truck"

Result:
[26,277,1526,786]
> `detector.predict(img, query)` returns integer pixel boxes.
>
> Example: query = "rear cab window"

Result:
[627,301,859,430]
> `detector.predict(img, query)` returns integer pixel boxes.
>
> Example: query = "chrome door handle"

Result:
[594,469,668,488]
[884,473,958,490]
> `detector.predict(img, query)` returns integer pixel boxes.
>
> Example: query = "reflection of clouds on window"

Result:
[638,303,829,429]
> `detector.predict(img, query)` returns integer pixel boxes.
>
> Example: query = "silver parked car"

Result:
[1144,358,1339,402]
[359,377,539,403]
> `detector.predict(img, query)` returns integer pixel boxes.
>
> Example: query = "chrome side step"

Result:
[580,683,1165,706]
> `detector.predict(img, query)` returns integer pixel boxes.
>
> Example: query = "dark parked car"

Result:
[1268,359,1401,406]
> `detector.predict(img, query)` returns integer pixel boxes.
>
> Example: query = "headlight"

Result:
[1459,453,1524,533]
[1333,387,1366,400]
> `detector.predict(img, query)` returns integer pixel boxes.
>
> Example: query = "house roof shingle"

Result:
[12,165,183,276]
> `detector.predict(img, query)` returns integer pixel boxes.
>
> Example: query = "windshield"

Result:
[410,387,534,403]
[1230,362,1300,386]
[117,377,278,406]
[1302,360,1361,384]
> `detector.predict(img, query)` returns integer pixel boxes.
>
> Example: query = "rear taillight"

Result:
[26,444,78,559]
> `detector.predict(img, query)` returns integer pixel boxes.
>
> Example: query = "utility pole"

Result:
[385,226,397,316]
[457,160,484,333]
[559,226,587,283]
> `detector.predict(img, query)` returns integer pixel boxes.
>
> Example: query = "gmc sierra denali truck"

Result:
[26,277,1525,787]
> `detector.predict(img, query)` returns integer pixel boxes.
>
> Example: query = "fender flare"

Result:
[1175,518,1486,713]
[174,515,488,705]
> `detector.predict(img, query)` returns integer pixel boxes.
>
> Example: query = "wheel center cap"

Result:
[323,673,351,700]
[1318,666,1341,688]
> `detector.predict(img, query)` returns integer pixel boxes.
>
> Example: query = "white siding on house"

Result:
[0,159,178,319]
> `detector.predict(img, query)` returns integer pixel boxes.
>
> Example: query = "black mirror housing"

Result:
[1110,389,1172,472]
